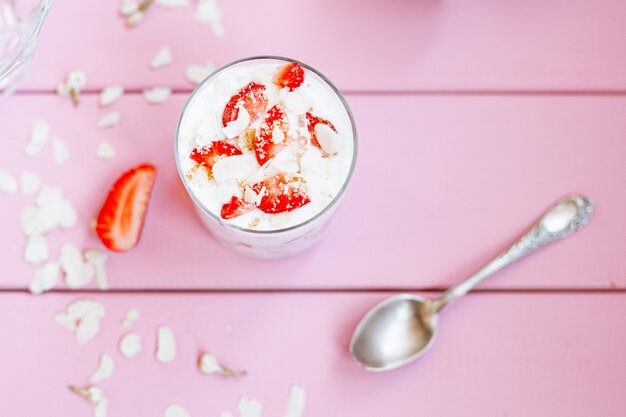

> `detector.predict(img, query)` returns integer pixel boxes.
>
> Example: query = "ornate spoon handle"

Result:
[432,195,593,312]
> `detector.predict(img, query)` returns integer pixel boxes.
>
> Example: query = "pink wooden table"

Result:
[1,0,625,416]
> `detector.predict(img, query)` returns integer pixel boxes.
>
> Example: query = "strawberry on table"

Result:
[221,196,254,219]
[273,62,305,91]
[222,82,268,127]
[96,163,157,252]
[254,105,291,166]
[250,174,311,214]
[190,141,242,177]
[305,112,337,155]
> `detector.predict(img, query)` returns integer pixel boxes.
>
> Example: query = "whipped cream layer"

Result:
[177,58,355,231]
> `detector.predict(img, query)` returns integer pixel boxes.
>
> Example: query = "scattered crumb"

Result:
[0,169,17,194]
[97,141,116,159]
[121,308,140,328]
[185,61,215,84]
[52,136,70,164]
[248,217,260,228]
[156,326,177,363]
[119,333,142,358]
[90,353,115,383]
[99,85,124,106]
[56,71,87,107]
[151,46,173,69]
[143,86,172,104]
[20,170,41,195]
[25,119,50,156]
[97,112,121,129]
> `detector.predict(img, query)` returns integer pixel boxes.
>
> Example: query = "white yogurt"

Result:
[177,58,356,233]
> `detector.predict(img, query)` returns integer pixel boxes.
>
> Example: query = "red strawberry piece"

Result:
[190,141,242,177]
[220,196,254,220]
[96,164,157,252]
[222,82,268,127]
[305,112,337,154]
[273,62,305,91]
[254,105,292,166]
[250,173,311,214]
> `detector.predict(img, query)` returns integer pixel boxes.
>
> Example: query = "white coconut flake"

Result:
[120,1,138,16]
[144,87,172,104]
[54,313,77,331]
[283,385,306,417]
[121,308,141,328]
[97,112,121,129]
[25,119,50,155]
[156,0,188,8]
[29,261,59,294]
[151,46,173,69]
[52,136,70,164]
[90,353,115,383]
[20,170,41,195]
[119,333,142,358]
[60,243,95,289]
[69,385,104,403]
[58,199,78,229]
[75,312,102,344]
[314,123,342,154]
[238,398,262,417]
[212,154,258,185]
[156,326,177,363]
[94,397,108,417]
[57,71,87,106]
[67,299,106,320]
[84,249,109,291]
[126,10,144,26]
[99,85,124,106]
[222,106,249,139]
[185,61,215,85]
[199,353,246,377]
[97,141,116,160]
[24,235,48,265]
[0,169,17,194]
[164,404,190,417]
[194,0,224,37]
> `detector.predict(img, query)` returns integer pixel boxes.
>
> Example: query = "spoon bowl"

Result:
[350,294,439,371]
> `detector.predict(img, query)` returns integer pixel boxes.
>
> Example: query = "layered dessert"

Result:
[177,57,356,234]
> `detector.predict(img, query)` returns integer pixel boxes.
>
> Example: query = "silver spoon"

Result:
[350,195,594,372]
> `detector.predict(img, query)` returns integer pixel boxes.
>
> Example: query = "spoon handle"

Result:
[432,195,593,313]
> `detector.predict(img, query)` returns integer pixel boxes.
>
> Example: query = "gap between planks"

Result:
[0,287,623,295]
[9,89,626,97]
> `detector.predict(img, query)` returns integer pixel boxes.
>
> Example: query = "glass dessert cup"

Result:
[175,56,358,258]
[0,0,53,98]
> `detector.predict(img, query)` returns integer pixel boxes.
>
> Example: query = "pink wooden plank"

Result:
[0,292,625,416]
[1,94,625,290]
[21,0,626,91]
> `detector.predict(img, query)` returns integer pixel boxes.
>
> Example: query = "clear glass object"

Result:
[0,0,52,97]
[175,56,358,258]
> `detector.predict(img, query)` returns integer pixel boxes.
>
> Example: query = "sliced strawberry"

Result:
[220,196,254,220]
[254,105,292,166]
[96,164,157,252]
[190,141,242,177]
[273,62,305,91]
[222,82,268,127]
[305,112,337,153]
[250,174,310,214]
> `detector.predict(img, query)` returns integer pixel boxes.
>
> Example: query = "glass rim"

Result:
[0,0,54,33]
[174,55,359,235]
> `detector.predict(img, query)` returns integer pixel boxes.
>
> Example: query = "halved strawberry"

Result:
[254,105,291,166]
[96,164,157,252]
[190,141,242,177]
[220,196,254,219]
[222,82,268,127]
[250,173,310,214]
[273,62,305,91]
[305,112,337,154]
